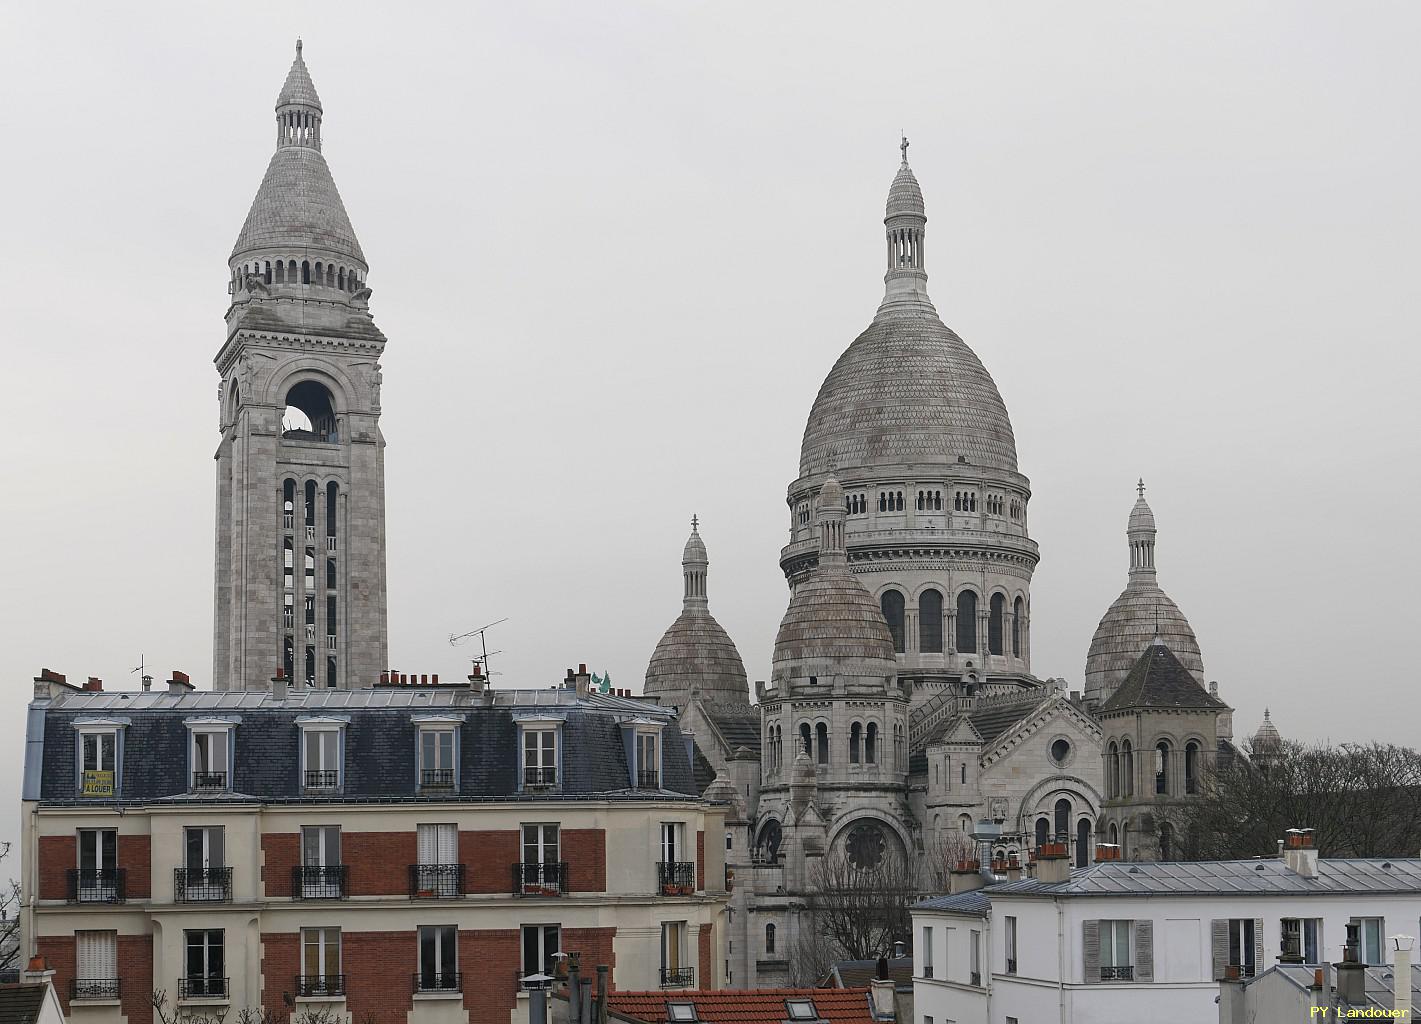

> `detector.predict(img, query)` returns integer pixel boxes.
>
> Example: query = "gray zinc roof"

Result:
[981,858,1421,898]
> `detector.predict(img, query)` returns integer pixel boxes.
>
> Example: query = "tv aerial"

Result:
[449,617,508,681]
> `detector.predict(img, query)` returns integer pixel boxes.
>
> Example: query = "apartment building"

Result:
[912,833,1421,1024]
[19,669,728,1024]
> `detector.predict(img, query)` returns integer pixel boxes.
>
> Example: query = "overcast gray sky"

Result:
[2,1,1419,855]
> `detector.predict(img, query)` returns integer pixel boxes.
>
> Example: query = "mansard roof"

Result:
[28,685,700,805]
[1099,639,1227,714]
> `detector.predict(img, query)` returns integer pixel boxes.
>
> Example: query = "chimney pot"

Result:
[84,676,103,692]
[432,673,439,685]
[579,663,587,674]
[380,671,389,684]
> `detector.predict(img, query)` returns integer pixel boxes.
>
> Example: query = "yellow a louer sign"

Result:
[82,770,114,797]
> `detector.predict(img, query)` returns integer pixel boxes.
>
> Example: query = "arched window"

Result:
[1121,740,1134,797]
[1034,817,1049,849]
[960,762,966,785]
[893,725,903,771]
[275,260,286,284]
[865,723,878,763]
[326,558,336,590]
[326,655,336,688]
[283,381,339,442]
[988,594,1005,655]
[850,722,862,764]
[1108,822,1119,845]
[301,260,311,284]
[1054,798,1070,839]
[800,723,812,758]
[1107,741,1119,798]
[326,482,338,538]
[959,814,972,833]
[815,723,829,764]
[304,480,317,529]
[283,478,297,528]
[956,590,978,653]
[1158,822,1174,861]
[1185,741,1200,795]
[338,267,346,290]
[1012,597,1024,657]
[919,589,943,653]
[304,644,315,687]
[1076,819,1090,868]
[288,260,298,282]
[765,924,775,954]
[1155,741,1170,795]
[880,590,906,654]
[283,635,294,681]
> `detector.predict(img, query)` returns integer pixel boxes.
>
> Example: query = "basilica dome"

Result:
[1085,485,1204,707]
[644,519,749,708]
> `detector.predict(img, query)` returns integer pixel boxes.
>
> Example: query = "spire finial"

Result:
[296,38,303,57]
[1137,477,1146,499]
[691,513,699,533]
[1264,707,1271,720]
[900,133,909,164]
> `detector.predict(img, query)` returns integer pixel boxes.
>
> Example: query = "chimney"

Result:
[869,959,896,1020]
[564,668,576,690]
[575,664,593,696]
[1005,852,1023,882]
[141,674,152,691]
[948,858,984,894]
[1036,835,1071,884]
[1335,923,1367,1007]
[1095,843,1121,863]
[1282,828,1318,879]
[22,955,55,987]
[83,676,103,692]
[167,670,195,694]
[595,965,609,1024]
[33,668,74,702]
[1217,973,1247,1024]
[270,668,287,701]
[1393,935,1414,1020]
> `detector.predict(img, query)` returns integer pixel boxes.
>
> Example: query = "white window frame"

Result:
[301,926,341,994]
[661,920,689,985]
[418,727,457,789]
[185,720,238,792]
[1005,915,1017,974]
[1228,918,1257,977]
[637,730,660,787]
[522,727,558,788]
[1100,920,1132,976]
[921,925,934,978]
[76,829,118,902]
[416,924,458,992]
[298,719,346,790]
[520,923,561,985]
[1354,917,1384,965]
[74,931,118,1000]
[76,725,122,797]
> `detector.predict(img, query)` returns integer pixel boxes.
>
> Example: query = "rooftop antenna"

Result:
[130,655,152,691]
[449,618,508,682]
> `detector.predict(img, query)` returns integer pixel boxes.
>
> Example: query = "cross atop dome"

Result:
[1138,477,1146,498]
[900,133,909,164]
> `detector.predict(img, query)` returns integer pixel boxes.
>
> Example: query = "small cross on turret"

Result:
[900,133,910,163]
[1137,477,1146,499]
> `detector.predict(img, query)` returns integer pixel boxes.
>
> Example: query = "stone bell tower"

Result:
[212,40,388,691]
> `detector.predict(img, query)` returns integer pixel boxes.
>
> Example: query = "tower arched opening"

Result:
[282,381,338,442]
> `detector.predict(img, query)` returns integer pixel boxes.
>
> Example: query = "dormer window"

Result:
[191,730,230,791]
[785,999,818,1021]
[523,728,557,788]
[419,728,456,790]
[79,731,118,797]
[300,724,343,790]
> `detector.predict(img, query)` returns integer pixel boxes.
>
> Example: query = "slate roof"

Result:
[608,989,876,1024]
[972,858,1421,898]
[968,695,1047,745]
[232,146,365,263]
[1256,963,1421,1011]
[706,703,761,755]
[30,686,700,805]
[914,889,991,916]
[1099,640,1226,714]
[0,985,48,1024]
[691,742,717,796]
[828,958,914,992]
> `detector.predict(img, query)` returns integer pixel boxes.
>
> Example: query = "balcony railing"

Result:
[191,771,228,790]
[1100,965,1134,981]
[70,979,121,1001]
[409,863,464,899]
[292,864,348,899]
[295,975,346,998]
[420,768,455,790]
[512,861,568,896]
[637,769,660,789]
[326,536,337,552]
[175,867,233,903]
[178,977,229,1000]
[523,766,557,789]
[66,868,126,904]
[304,769,339,790]
[657,861,696,894]
[659,967,694,989]
[414,972,462,994]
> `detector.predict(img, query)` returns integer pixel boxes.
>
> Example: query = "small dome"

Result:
[645,611,749,705]
[819,472,844,506]
[277,40,322,110]
[1086,581,1204,703]
[772,572,897,674]
[1253,709,1283,753]
[683,524,707,564]
[1128,495,1156,533]
[886,161,925,219]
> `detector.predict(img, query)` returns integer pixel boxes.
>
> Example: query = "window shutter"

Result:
[1210,919,1229,981]
[77,931,116,981]
[417,824,437,864]
[1253,918,1265,972]
[438,824,457,865]
[1082,920,1101,984]
[621,726,636,787]
[1133,920,1154,982]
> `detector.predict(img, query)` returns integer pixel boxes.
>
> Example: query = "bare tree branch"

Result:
[806,851,920,962]
[0,842,19,974]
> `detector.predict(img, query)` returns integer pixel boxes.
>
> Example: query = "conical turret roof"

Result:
[277,40,322,109]
[1100,640,1226,713]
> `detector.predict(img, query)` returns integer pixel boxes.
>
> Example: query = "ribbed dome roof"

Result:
[886,160,925,218]
[799,311,1018,478]
[682,529,707,564]
[1253,709,1283,752]
[644,610,749,704]
[231,146,365,263]
[277,42,322,110]
[772,572,897,672]
[1086,580,1204,701]
[1129,494,1156,533]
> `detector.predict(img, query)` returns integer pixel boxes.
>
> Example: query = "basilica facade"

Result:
[643,144,1266,988]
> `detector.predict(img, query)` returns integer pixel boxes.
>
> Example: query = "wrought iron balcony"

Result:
[637,769,659,789]
[409,863,464,898]
[1100,965,1134,981]
[512,861,568,896]
[191,771,228,790]
[295,974,346,998]
[523,766,557,788]
[413,972,462,994]
[304,769,339,790]
[66,868,126,904]
[657,861,696,893]
[419,768,455,790]
[292,864,348,899]
[175,867,233,903]
[658,967,694,989]
[70,979,120,1001]
[178,977,229,1000]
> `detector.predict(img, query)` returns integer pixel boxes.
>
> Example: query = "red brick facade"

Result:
[37,836,74,900]
[698,923,713,991]
[260,932,298,1016]
[260,832,300,897]
[459,928,521,1024]
[563,927,618,988]
[35,933,152,1024]
[342,929,417,1018]
[119,834,151,899]
[564,828,607,893]
[459,829,520,894]
[696,830,705,891]
[343,832,417,897]
[35,937,74,1013]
